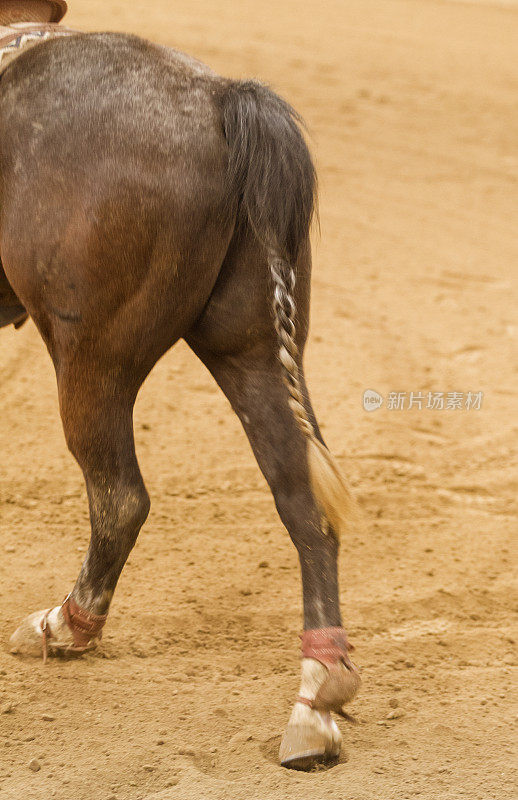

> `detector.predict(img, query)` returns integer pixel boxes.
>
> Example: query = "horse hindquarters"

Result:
[4,34,360,769]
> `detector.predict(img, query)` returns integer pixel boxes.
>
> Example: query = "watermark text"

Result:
[362,390,483,412]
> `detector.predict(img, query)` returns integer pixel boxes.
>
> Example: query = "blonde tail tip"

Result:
[307,438,361,539]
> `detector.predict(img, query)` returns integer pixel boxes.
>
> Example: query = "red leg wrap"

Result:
[300,626,354,668]
[61,594,108,649]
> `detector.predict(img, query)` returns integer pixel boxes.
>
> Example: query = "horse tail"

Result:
[220,80,358,539]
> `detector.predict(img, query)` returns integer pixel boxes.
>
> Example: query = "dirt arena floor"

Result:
[1,1,517,798]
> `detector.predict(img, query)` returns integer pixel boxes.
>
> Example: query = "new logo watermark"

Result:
[362,389,384,412]
[362,390,483,412]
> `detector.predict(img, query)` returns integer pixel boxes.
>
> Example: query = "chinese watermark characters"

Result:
[362,389,483,412]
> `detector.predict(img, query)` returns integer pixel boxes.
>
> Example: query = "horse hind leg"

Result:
[7,154,234,658]
[7,221,232,658]
[186,236,360,769]
[9,357,150,657]
[187,341,361,767]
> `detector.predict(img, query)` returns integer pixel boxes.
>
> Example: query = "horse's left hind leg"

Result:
[10,361,150,657]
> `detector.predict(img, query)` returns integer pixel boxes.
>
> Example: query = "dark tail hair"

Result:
[220,80,358,539]
[221,80,316,262]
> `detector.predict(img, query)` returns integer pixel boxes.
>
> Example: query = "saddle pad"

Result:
[0,21,76,73]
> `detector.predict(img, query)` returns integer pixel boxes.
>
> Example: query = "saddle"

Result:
[0,0,70,72]
[0,1,75,329]
[0,1,67,26]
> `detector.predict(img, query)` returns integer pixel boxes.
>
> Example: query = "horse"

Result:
[1,29,360,768]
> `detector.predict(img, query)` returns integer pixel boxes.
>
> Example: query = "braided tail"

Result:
[221,79,358,539]
[270,252,358,540]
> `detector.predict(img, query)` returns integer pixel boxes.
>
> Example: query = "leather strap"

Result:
[300,626,354,669]
[40,607,52,664]
[296,695,314,708]
[61,594,108,649]
[39,595,108,662]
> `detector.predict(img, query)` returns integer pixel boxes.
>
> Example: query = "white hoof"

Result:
[279,657,358,769]
[10,606,73,657]
[279,709,341,769]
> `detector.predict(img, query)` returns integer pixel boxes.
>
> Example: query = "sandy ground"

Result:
[0,0,517,798]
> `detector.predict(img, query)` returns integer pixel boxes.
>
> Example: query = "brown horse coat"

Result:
[2,32,358,768]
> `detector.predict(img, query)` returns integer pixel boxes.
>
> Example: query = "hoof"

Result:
[9,606,74,658]
[279,656,360,769]
[279,715,341,769]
